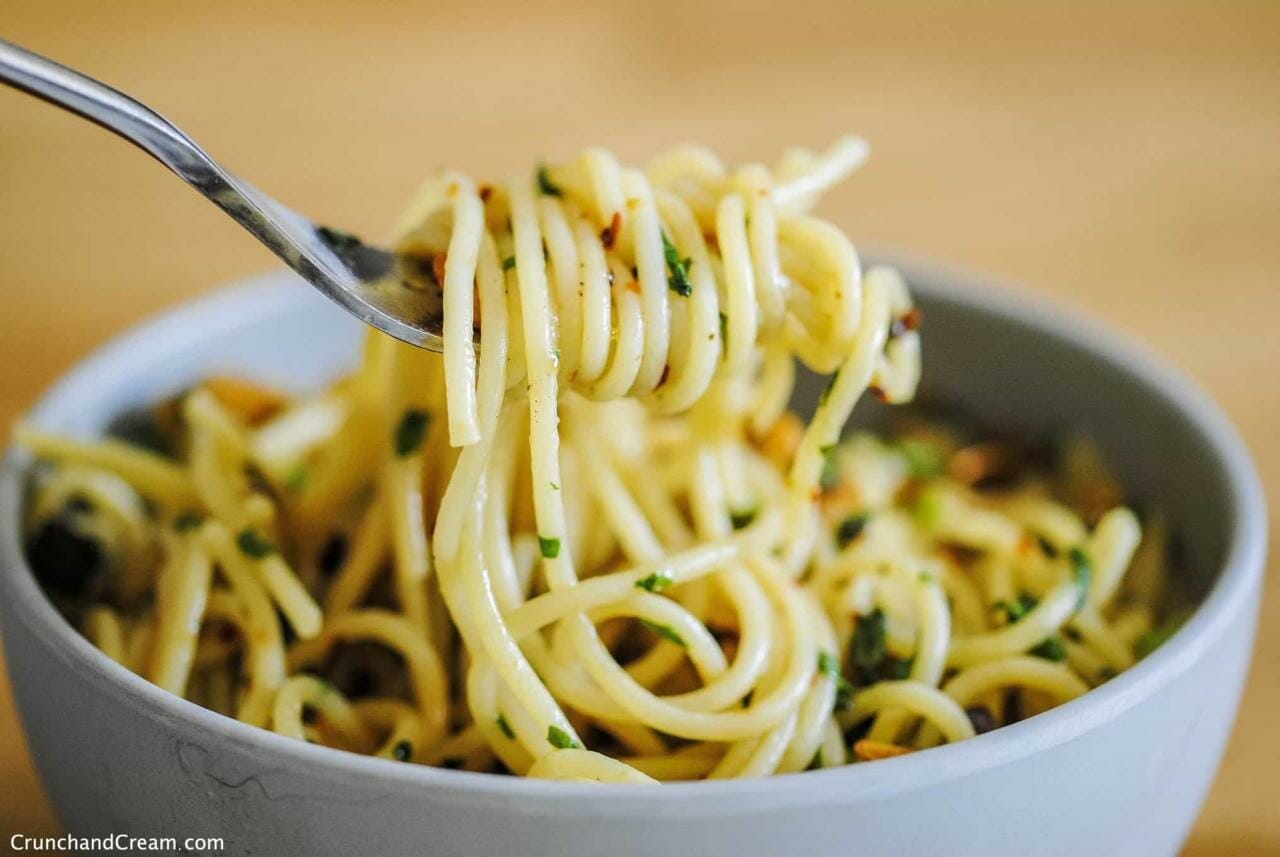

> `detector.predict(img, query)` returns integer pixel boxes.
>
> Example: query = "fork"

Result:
[0,37,445,350]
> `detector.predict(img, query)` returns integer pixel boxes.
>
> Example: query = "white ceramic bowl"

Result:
[0,264,1266,857]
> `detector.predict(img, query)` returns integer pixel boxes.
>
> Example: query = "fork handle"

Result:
[0,37,224,189]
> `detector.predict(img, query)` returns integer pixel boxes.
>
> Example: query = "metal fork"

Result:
[0,38,445,350]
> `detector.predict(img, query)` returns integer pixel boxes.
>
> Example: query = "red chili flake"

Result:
[625,280,641,294]
[869,385,887,402]
[432,253,447,286]
[478,184,493,203]
[600,212,622,250]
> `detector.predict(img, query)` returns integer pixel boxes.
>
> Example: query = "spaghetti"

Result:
[18,138,1182,782]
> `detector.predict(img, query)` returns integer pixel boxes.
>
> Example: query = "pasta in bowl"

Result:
[0,139,1264,855]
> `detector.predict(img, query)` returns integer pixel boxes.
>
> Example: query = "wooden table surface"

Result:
[2,1,1276,852]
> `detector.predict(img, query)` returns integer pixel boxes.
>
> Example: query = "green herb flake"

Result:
[635,571,674,592]
[819,444,841,491]
[547,725,579,749]
[536,164,563,197]
[1030,636,1067,662]
[1069,546,1092,610]
[391,740,413,762]
[538,536,561,559]
[502,256,517,271]
[236,528,275,559]
[661,231,693,297]
[884,655,914,680]
[993,593,1038,623]
[639,618,687,648]
[1135,611,1190,659]
[174,510,205,532]
[835,513,869,548]
[497,714,516,740]
[818,650,857,712]
[550,481,560,491]
[718,312,728,356]
[729,506,758,530]
[896,439,943,479]
[394,409,430,457]
[285,462,310,494]
[849,607,888,686]
[918,571,936,585]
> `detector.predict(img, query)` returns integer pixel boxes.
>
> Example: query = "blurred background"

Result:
[1,1,1276,853]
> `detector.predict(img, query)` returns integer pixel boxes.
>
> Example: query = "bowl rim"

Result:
[0,262,1267,818]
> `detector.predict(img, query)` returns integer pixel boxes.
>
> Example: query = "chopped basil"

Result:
[550,481,560,491]
[819,444,840,490]
[817,650,840,676]
[391,740,413,762]
[1030,636,1067,662]
[285,462,309,493]
[835,513,868,548]
[896,439,943,479]
[635,571,673,592]
[849,608,888,686]
[497,714,515,740]
[729,506,758,530]
[502,256,517,271]
[661,231,692,297]
[1135,611,1189,658]
[884,655,914,680]
[174,510,205,532]
[818,650,856,712]
[538,536,561,559]
[993,593,1037,623]
[639,618,686,648]
[236,528,274,559]
[394,409,430,457]
[547,725,578,749]
[1069,547,1092,610]
[536,165,563,197]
